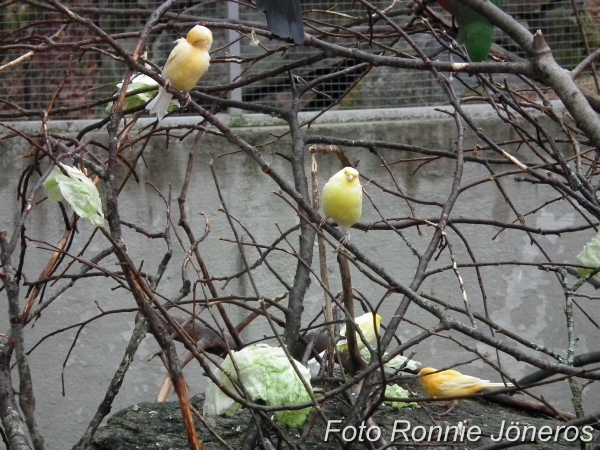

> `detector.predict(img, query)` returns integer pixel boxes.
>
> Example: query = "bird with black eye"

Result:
[256,0,305,45]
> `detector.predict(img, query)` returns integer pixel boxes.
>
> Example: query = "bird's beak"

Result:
[346,174,355,182]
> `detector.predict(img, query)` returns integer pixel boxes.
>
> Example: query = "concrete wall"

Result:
[1,105,599,449]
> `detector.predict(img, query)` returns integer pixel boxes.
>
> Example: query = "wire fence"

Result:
[1,0,599,119]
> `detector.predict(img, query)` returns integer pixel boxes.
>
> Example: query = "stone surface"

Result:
[88,389,597,449]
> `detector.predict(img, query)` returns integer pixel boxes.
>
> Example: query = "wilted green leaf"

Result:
[385,384,419,410]
[203,344,313,427]
[577,229,600,277]
[359,347,421,372]
[43,164,104,227]
[105,74,179,115]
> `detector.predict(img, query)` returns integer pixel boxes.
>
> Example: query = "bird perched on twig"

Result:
[146,25,212,121]
[321,167,362,245]
[256,0,305,44]
[419,367,514,415]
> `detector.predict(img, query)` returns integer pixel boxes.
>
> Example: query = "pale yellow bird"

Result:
[321,167,362,244]
[307,312,381,369]
[146,25,212,121]
[419,367,514,415]
[337,312,382,352]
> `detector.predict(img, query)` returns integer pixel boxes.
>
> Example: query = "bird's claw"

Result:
[183,92,193,107]
[434,402,457,417]
[339,232,350,246]
[163,80,193,108]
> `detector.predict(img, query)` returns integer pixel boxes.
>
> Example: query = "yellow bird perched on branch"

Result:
[146,25,212,121]
[321,167,362,245]
[419,367,514,415]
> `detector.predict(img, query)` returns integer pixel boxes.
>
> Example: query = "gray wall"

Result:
[1,105,599,449]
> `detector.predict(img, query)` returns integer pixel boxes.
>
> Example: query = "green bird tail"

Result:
[458,21,494,62]
[452,0,502,62]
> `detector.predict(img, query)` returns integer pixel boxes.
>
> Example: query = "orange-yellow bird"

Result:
[146,25,212,121]
[419,367,513,415]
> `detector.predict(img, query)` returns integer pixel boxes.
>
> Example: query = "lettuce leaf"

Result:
[359,347,421,372]
[43,164,104,227]
[105,74,179,115]
[577,229,600,277]
[385,384,419,410]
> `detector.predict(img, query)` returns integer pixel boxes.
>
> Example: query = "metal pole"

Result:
[227,1,242,114]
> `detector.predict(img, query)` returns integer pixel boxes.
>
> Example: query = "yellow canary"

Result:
[307,312,381,368]
[419,367,513,414]
[146,25,212,121]
[338,312,382,352]
[321,167,362,244]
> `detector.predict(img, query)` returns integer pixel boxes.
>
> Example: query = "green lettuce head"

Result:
[203,344,313,427]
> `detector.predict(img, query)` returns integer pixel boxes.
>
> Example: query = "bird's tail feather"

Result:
[485,382,514,388]
[146,87,173,121]
[460,22,493,62]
